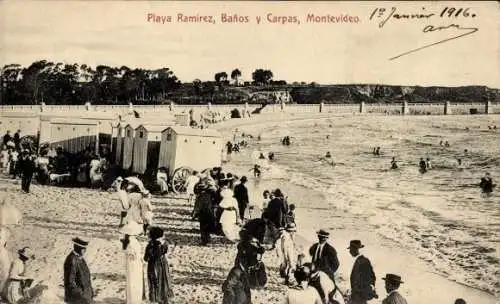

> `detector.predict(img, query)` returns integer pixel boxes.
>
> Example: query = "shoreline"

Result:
[217,113,498,303]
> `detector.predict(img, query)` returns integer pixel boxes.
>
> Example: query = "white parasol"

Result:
[125,176,147,192]
[0,198,22,226]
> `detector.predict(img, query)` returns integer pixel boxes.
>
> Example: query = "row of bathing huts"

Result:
[0,111,224,182]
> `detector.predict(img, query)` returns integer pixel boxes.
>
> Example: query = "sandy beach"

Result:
[1,112,499,304]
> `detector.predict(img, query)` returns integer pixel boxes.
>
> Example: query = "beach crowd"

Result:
[0,124,494,304]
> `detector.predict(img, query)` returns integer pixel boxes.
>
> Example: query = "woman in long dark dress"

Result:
[144,227,174,304]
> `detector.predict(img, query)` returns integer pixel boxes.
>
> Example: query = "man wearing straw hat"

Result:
[348,240,377,304]
[64,237,94,304]
[381,274,407,304]
[309,229,339,282]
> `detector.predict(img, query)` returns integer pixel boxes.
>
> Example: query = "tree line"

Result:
[0,61,284,105]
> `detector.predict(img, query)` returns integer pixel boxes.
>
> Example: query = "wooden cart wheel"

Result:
[171,166,193,194]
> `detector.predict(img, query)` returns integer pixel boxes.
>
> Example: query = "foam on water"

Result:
[229,115,500,296]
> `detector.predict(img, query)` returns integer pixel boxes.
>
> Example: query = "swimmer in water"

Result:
[445,141,450,147]
[479,172,495,195]
[259,153,266,160]
[419,157,427,173]
[391,157,398,169]
[268,152,275,161]
[249,164,262,178]
[319,152,334,166]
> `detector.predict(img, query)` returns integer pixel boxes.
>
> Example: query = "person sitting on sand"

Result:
[479,172,494,195]
[381,274,407,304]
[284,265,322,304]
[391,157,398,170]
[156,167,169,195]
[144,227,174,304]
[5,247,35,304]
[419,158,427,174]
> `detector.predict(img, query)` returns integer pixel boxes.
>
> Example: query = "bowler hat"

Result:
[72,237,89,248]
[316,229,329,238]
[348,240,364,249]
[382,273,404,284]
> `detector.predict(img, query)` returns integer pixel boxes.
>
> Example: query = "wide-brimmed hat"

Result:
[72,237,89,248]
[382,273,404,284]
[348,240,364,249]
[316,229,330,238]
[149,227,164,240]
[121,221,143,236]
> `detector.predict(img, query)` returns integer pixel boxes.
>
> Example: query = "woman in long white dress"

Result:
[120,221,143,304]
[218,180,240,242]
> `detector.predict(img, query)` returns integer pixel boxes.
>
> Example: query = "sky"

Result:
[0,1,499,87]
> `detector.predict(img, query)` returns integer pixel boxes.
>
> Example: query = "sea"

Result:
[222,114,500,298]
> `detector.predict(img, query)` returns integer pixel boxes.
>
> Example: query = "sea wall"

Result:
[1,101,499,117]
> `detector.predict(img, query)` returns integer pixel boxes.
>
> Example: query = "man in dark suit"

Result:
[64,237,94,304]
[381,274,407,304]
[233,176,249,220]
[309,229,339,281]
[348,240,377,304]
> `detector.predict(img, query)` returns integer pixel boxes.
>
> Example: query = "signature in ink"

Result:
[390,24,479,60]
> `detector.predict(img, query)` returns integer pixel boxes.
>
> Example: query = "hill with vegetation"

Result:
[1,60,498,105]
